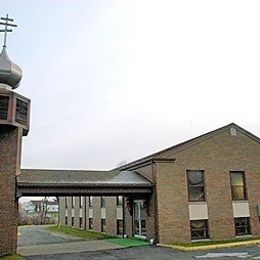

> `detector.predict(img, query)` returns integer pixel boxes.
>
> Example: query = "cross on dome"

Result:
[0,14,22,90]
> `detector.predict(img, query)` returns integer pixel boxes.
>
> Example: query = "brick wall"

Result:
[155,128,260,243]
[0,126,22,256]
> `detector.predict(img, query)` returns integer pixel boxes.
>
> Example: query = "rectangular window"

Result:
[235,217,251,236]
[65,216,68,225]
[117,196,123,206]
[101,196,105,208]
[15,98,28,125]
[230,172,247,200]
[79,217,83,229]
[187,170,205,201]
[89,218,93,230]
[0,96,9,120]
[190,220,209,240]
[89,196,93,207]
[79,196,84,208]
[65,197,68,208]
[71,196,75,208]
[101,219,106,233]
[117,220,124,236]
[71,217,74,226]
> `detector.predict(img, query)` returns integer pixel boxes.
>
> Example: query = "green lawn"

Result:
[47,225,150,248]
[46,225,114,240]
[107,238,150,247]
[0,255,23,260]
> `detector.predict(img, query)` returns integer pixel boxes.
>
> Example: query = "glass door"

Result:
[134,200,147,238]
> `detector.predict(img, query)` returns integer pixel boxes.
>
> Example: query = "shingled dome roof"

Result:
[0,46,22,89]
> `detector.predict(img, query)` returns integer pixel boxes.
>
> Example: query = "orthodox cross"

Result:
[0,14,17,47]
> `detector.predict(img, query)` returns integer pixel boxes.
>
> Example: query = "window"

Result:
[89,196,93,207]
[71,196,76,208]
[0,96,9,120]
[190,220,209,240]
[65,197,68,208]
[230,172,247,200]
[101,196,105,208]
[79,196,84,208]
[79,217,83,229]
[117,196,123,206]
[117,220,124,236]
[89,218,93,230]
[235,218,251,236]
[187,170,205,201]
[65,217,68,225]
[101,219,106,233]
[71,217,74,226]
[15,98,28,125]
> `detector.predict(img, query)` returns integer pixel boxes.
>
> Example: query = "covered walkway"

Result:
[17,169,153,197]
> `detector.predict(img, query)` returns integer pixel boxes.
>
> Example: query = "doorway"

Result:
[133,200,147,239]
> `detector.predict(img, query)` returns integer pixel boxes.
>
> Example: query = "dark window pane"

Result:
[89,218,93,230]
[101,197,105,208]
[235,218,251,236]
[190,220,209,240]
[16,98,28,125]
[0,96,9,120]
[79,217,83,229]
[117,220,123,236]
[187,170,205,201]
[189,186,205,201]
[101,219,106,233]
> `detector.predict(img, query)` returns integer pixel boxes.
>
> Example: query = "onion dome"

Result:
[0,46,22,89]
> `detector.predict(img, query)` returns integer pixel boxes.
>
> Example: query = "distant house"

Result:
[22,199,58,213]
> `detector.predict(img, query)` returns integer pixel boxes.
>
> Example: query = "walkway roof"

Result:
[17,169,153,197]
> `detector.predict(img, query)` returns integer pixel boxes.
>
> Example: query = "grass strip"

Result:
[107,238,150,248]
[46,225,115,240]
[0,255,23,260]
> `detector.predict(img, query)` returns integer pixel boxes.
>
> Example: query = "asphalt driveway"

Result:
[18,226,260,259]
[24,245,260,260]
[18,225,123,256]
[18,225,82,247]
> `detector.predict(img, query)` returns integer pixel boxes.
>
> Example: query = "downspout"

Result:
[84,196,87,230]
[122,195,125,238]
[152,160,159,244]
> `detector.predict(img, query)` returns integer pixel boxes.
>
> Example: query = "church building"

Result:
[59,123,260,244]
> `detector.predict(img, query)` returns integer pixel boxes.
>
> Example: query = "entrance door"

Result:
[133,200,147,238]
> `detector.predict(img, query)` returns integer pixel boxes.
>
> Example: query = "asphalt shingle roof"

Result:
[18,169,152,187]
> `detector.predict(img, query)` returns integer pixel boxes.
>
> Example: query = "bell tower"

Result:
[0,14,30,256]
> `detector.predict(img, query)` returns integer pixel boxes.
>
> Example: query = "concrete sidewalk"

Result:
[18,239,124,256]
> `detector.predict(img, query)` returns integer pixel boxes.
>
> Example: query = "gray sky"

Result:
[2,1,260,171]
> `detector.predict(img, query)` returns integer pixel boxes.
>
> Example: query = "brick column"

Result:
[0,125,22,256]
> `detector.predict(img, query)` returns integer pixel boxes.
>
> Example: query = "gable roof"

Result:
[115,123,260,171]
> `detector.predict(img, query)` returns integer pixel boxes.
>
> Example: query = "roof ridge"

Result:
[114,123,259,170]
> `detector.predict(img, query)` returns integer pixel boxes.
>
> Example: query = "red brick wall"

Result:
[0,126,22,256]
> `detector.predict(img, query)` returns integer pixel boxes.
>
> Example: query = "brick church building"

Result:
[59,123,260,244]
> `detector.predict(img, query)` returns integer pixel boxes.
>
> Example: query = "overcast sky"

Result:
[2,1,260,171]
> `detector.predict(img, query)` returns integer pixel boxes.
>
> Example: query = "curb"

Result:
[158,239,260,252]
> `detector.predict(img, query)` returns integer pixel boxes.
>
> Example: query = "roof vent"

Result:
[230,127,237,136]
